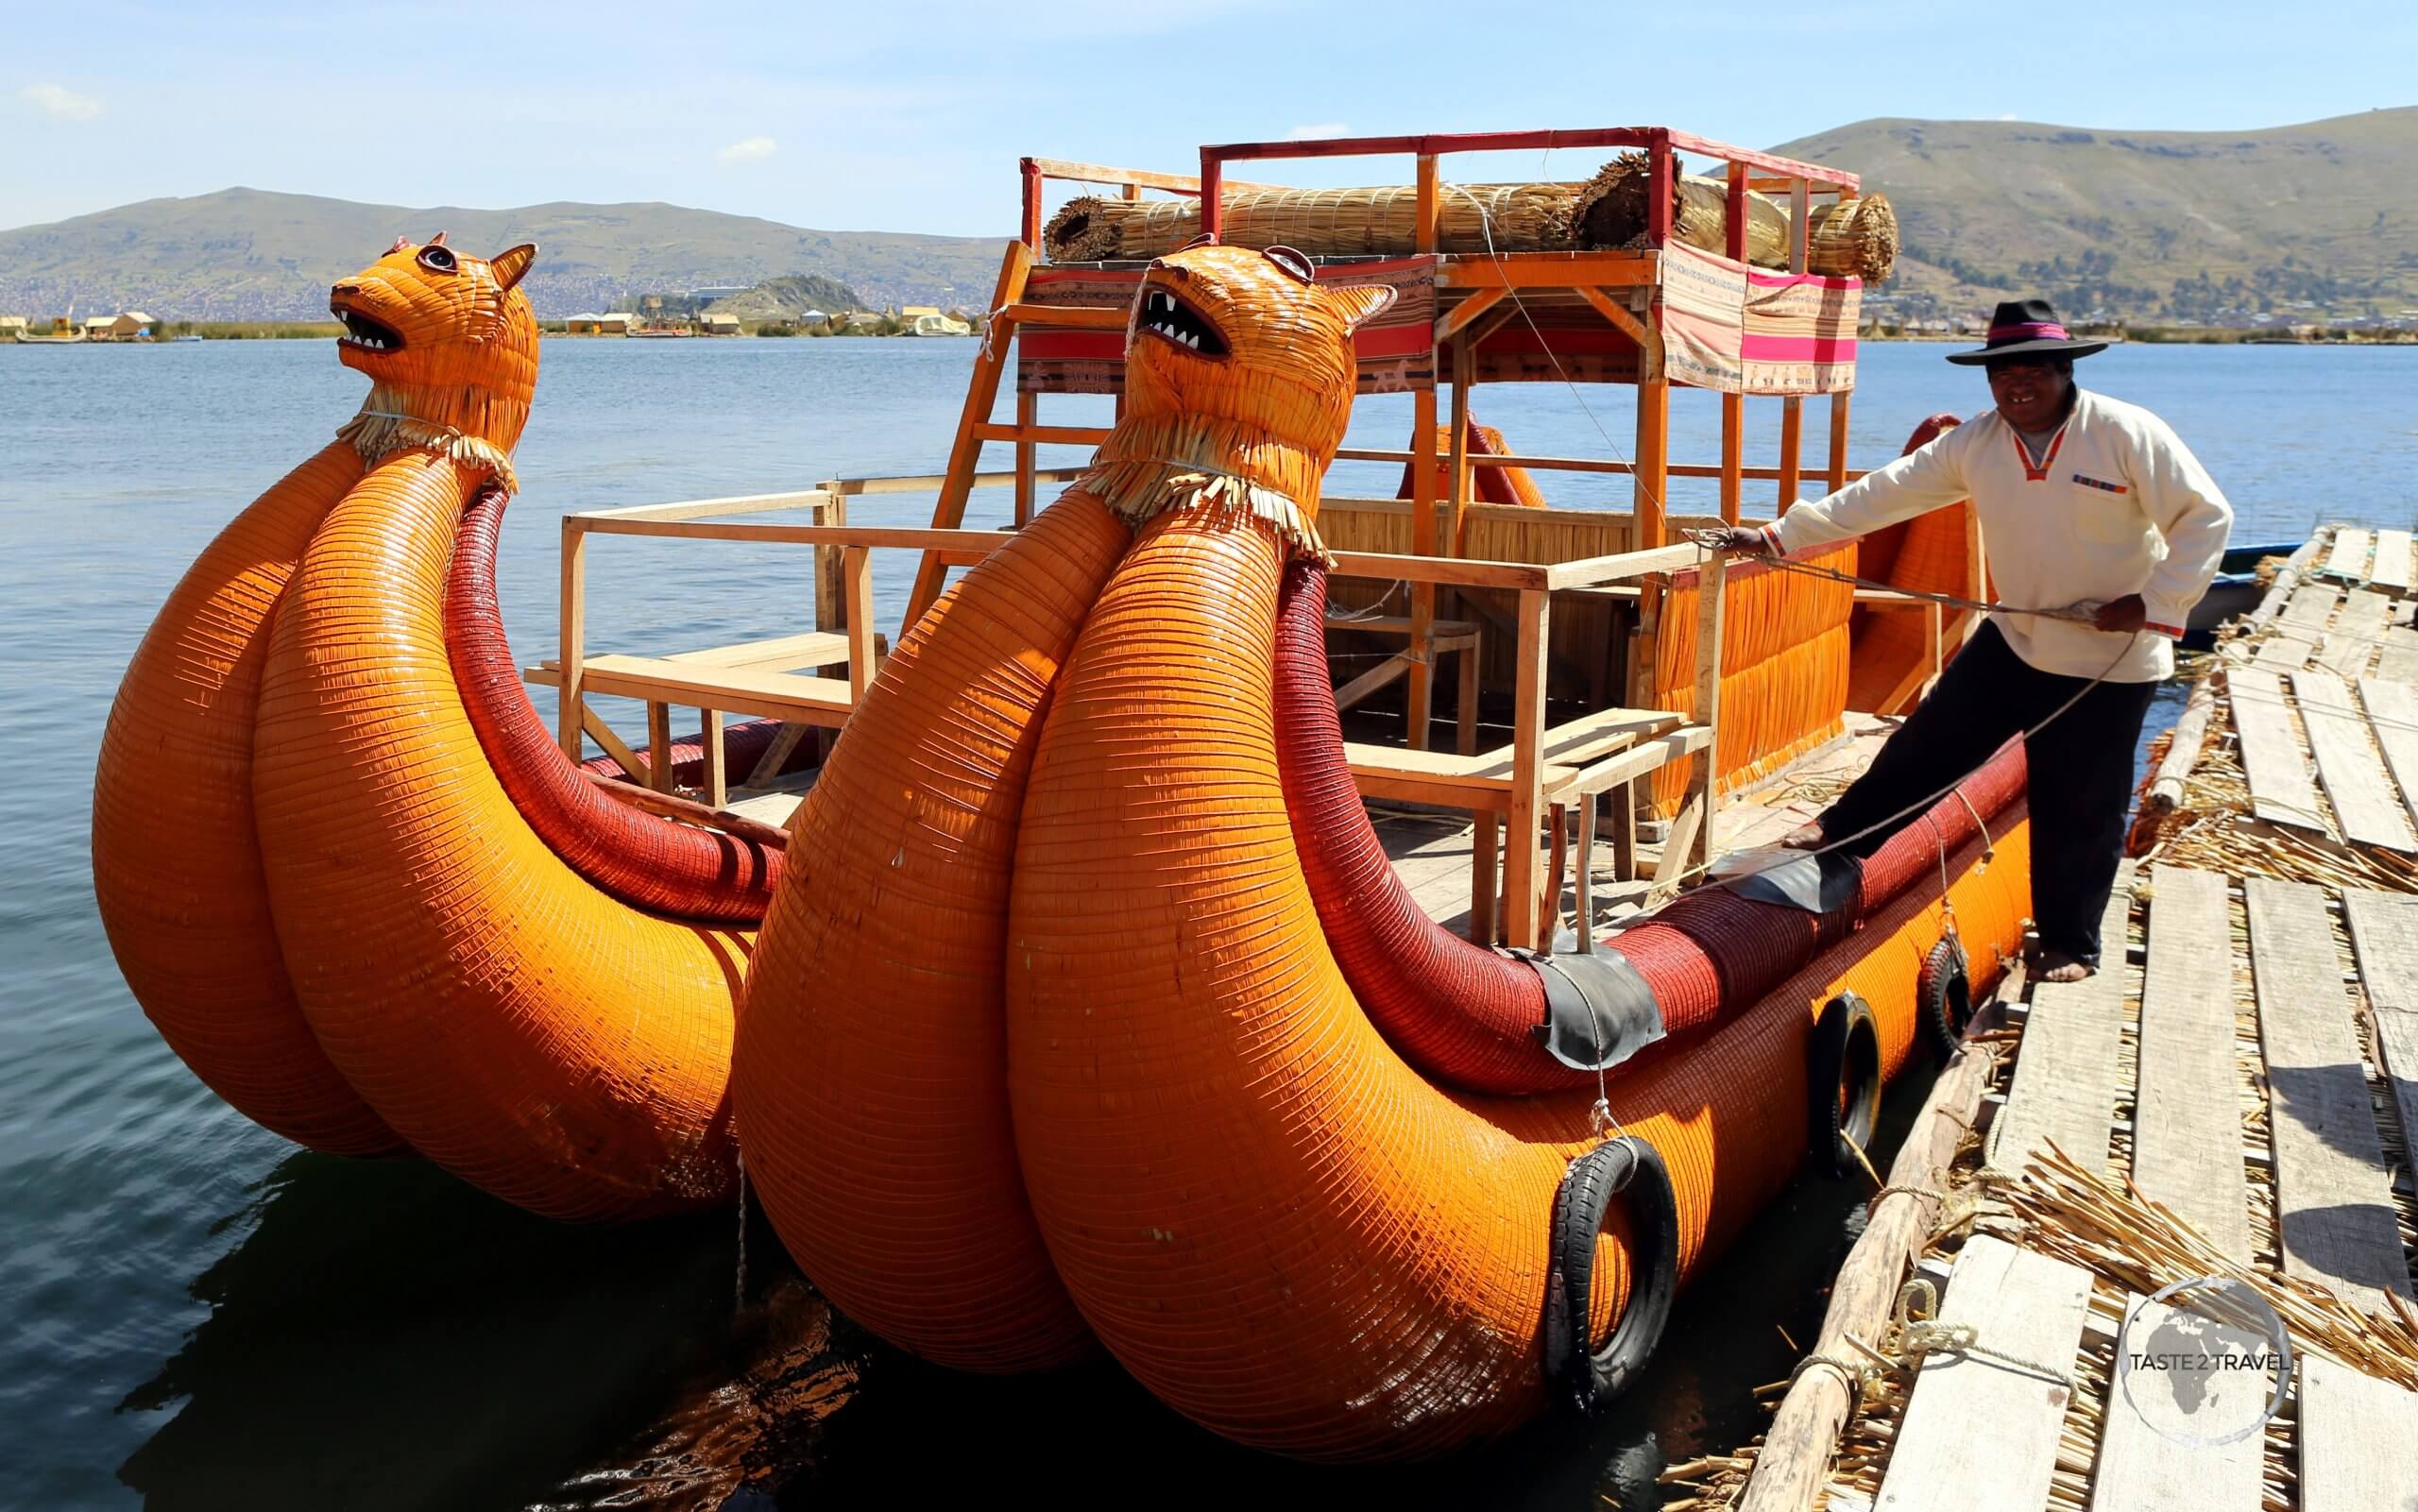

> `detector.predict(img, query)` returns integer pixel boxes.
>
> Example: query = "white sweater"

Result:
[1762,388,2234,683]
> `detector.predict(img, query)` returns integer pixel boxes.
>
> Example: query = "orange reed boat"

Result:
[103,126,2028,1462]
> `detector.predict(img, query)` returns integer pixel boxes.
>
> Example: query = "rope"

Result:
[1868,1183,1947,1210]
[1678,527,2103,624]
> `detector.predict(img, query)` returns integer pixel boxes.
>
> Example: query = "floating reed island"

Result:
[1044,153,1898,281]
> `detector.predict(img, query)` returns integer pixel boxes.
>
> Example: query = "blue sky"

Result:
[4,0,2410,235]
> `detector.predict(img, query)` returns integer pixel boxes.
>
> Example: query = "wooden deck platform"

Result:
[1677,523,2418,1512]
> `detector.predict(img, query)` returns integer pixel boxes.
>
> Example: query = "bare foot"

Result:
[1779,821,1826,851]
[2038,950,2094,983]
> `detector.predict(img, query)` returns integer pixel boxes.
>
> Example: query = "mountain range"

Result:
[0,189,1003,321]
[3,107,2411,326]
[1773,107,2418,324]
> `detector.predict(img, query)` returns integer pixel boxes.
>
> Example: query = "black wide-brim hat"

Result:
[1946,297,2109,365]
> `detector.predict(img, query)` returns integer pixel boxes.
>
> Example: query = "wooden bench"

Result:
[1345,704,1698,940]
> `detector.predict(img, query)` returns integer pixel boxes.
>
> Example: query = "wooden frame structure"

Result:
[915,128,1870,744]
[541,478,1725,950]
[536,126,1910,954]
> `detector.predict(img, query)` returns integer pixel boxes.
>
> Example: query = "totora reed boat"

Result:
[98,127,2035,1461]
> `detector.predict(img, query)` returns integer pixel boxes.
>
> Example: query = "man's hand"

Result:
[1702,526,1778,557]
[2093,594,2148,634]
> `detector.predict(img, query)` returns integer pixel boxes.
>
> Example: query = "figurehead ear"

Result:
[1176,232,1218,251]
[1262,246,1315,285]
[489,243,537,293]
[428,229,450,247]
[1324,281,1398,333]
[389,235,412,254]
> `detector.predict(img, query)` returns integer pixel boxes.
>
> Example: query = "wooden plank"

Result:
[1992,865,2134,1174]
[665,631,854,671]
[745,722,810,788]
[2372,528,2413,593]
[2342,887,2418,1218]
[1874,1235,2091,1512]
[2086,1292,2265,1512]
[644,702,674,793]
[2300,1351,2418,1512]
[1680,551,1727,877]
[2295,670,2418,852]
[557,520,587,759]
[579,655,856,728]
[2246,874,2414,1308]
[2133,866,2254,1261]
[1546,725,1713,805]
[579,489,834,524]
[2319,588,2392,676]
[1333,654,1410,712]
[2252,581,2341,671]
[699,708,726,809]
[2377,627,2418,686]
[579,707,649,785]
[1506,587,1551,949]
[2227,667,2326,833]
[1328,549,1552,592]
[2324,525,2373,581]
[2359,676,2418,842]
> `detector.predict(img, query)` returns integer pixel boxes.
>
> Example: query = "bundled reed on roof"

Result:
[1043,180,1586,263]
[1807,193,1899,282]
[1569,153,1791,265]
[1566,152,1898,280]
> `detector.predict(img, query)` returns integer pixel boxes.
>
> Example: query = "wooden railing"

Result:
[550,474,1735,949]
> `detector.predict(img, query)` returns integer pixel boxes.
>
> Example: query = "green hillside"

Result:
[704,274,870,319]
[1773,108,2418,325]
[0,188,1005,321]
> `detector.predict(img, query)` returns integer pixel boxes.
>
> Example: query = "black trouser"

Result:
[1820,621,2155,967]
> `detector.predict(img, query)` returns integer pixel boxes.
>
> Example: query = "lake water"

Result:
[4,336,2412,1509]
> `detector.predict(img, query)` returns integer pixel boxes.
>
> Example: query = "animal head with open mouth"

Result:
[330,233,541,445]
[1121,242,1396,464]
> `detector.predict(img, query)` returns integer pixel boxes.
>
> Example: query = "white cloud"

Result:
[1284,122,1349,141]
[1997,112,2019,122]
[22,82,103,121]
[716,135,777,163]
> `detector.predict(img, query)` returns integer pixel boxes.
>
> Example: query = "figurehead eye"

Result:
[1262,246,1315,285]
[417,244,458,274]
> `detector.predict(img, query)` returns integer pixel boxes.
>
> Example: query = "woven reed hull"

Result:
[1005,511,2031,1460]
[92,441,406,1157]
[250,450,743,1222]
[732,495,1129,1375]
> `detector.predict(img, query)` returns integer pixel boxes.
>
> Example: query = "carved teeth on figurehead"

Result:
[331,303,404,353]
[1139,285,1228,357]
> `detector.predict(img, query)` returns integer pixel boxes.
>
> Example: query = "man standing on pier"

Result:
[1711,298,2232,982]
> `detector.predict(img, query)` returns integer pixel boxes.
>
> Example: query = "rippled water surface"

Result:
[4,336,2411,1508]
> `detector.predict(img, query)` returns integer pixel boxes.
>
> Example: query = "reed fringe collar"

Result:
[1076,415,1333,564]
[337,398,519,494]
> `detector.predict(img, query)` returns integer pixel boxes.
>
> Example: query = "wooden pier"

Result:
[1674,523,2418,1512]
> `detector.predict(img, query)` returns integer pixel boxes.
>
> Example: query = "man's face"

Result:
[1984,355,2073,433]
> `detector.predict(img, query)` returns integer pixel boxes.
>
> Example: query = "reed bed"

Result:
[1044,161,1898,280]
[1565,154,1899,280]
[2130,670,2418,895]
[1043,180,1583,263]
